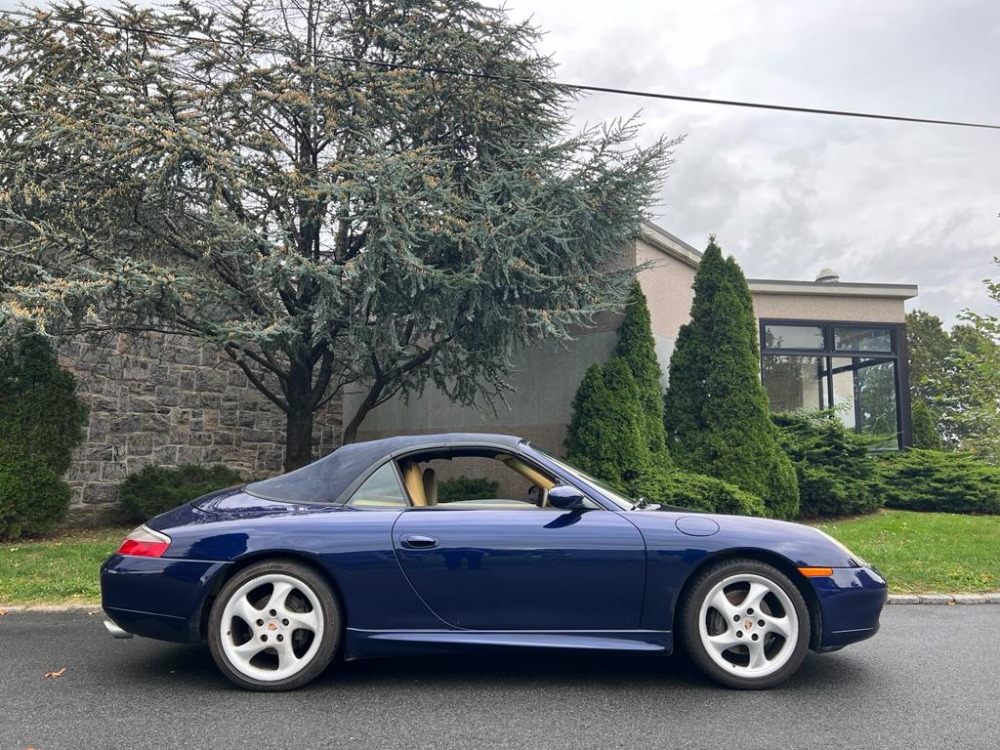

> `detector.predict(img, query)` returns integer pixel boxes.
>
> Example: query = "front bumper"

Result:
[810,565,888,651]
[101,553,231,643]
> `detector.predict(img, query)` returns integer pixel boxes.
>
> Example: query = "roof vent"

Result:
[815,268,840,283]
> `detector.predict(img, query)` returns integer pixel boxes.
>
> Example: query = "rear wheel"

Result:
[679,559,810,689]
[208,560,341,691]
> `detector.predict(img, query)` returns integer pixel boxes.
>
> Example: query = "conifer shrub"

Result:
[565,353,764,516]
[910,400,943,450]
[615,282,671,467]
[773,411,881,518]
[120,464,244,521]
[565,359,648,489]
[0,332,87,539]
[0,442,73,539]
[664,240,799,518]
[875,450,1000,515]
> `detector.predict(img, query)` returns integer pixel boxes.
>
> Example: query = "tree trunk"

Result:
[284,360,315,471]
[284,402,315,472]
[341,379,387,445]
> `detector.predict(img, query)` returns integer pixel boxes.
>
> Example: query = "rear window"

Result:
[246,444,377,504]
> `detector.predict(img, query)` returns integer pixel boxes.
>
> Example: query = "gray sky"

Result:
[514,0,1000,326]
[3,0,997,326]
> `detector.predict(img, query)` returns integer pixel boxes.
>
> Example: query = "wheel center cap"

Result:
[743,619,754,632]
[267,622,279,632]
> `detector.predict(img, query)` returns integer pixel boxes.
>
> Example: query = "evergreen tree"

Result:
[615,282,671,467]
[664,238,799,518]
[0,332,87,538]
[565,359,647,491]
[0,0,675,468]
[910,399,943,451]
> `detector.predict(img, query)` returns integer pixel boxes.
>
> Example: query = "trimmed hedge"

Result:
[632,468,766,517]
[437,476,500,502]
[875,449,1000,515]
[773,411,881,519]
[120,464,244,521]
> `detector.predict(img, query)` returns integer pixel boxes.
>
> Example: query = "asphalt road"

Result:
[1,606,998,750]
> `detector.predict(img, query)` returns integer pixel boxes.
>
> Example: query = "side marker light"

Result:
[797,567,834,577]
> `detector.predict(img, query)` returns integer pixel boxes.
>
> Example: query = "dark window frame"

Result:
[760,318,911,448]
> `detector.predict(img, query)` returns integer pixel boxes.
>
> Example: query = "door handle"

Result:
[400,534,439,550]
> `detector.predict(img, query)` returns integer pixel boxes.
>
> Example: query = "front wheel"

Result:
[208,559,342,691]
[679,559,810,689]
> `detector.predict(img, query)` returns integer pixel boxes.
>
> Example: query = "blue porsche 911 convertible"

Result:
[101,433,886,691]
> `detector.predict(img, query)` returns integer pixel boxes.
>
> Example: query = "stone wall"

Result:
[58,333,341,523]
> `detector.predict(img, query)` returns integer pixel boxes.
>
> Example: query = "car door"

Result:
[391,508,647,630]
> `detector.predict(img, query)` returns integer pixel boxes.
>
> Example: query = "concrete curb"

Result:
[0,604,103,614]
[886,594,1000,605]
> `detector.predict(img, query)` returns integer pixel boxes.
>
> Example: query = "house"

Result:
[345,222,917,451]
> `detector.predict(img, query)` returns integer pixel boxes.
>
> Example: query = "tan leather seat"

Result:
[401,461,427,506]
[422,468,438,506]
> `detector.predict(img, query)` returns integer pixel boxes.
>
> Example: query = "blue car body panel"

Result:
[101,433,886,662]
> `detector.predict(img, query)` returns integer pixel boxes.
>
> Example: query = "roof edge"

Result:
[748,278,919,299]
[639,221,703,268]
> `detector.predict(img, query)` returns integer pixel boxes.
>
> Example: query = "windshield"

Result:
[529,445,636,511]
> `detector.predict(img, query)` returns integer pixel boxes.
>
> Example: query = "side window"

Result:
[347,463,408,509]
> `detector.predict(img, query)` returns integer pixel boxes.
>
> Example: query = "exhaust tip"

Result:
[103,617,134,639]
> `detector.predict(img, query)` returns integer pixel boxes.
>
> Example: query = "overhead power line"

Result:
[2,7,999,131]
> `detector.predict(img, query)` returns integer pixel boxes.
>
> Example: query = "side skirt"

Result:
[344,628,672,661]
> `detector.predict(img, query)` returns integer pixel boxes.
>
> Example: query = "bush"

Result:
[437,476,500,502]
[664,240,799,518]
[0,332,87,539]
[0,442,72,539]
[773,411,881,518]
[0,333,88,476]
[633,467,766,517]
[910,399,943,450]
[565,359,648,488]
[615,282,671,467]
[120,464,244,521]
[875,449,1000,515]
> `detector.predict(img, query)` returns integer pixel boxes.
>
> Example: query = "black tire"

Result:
[207,559,342,691]
[678,558,810,689]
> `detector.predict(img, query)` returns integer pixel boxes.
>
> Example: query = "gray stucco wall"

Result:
[346,331,622,453]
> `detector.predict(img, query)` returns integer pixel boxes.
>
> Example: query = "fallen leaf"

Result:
[0,608,7,617]
[44,667,66,679]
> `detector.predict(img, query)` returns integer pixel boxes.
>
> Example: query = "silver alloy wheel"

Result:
[697,572,799,679]
[218,572,325,682]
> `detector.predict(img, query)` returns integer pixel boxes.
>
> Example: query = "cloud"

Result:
[519,0,1000,325]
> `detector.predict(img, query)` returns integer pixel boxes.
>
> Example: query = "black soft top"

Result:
[245,433,525,505]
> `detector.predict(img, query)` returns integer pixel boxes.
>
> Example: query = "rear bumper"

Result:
[811,565,888,651]
[101,553,231,643]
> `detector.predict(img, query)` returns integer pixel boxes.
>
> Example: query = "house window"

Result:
[760,321,909,449]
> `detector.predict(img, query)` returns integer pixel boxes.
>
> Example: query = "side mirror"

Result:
[547,485,589,511]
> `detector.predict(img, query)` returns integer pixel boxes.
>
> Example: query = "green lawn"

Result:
[0,511,997,605]
[815,510,1000,594]
[0,527,130,606]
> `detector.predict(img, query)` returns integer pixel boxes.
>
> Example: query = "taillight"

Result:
[118,525,171,558]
